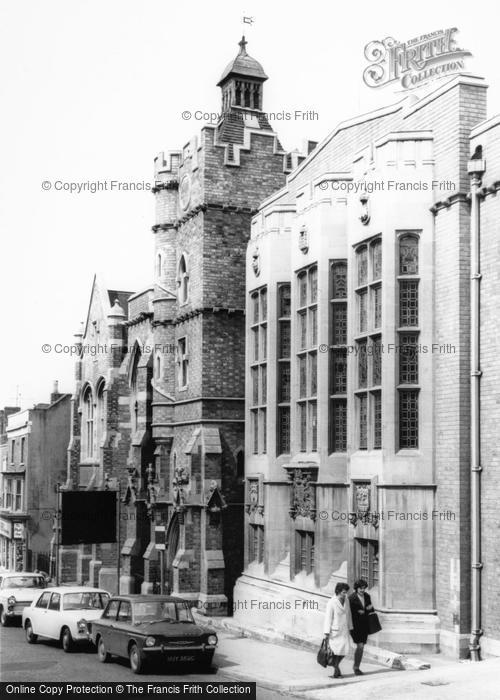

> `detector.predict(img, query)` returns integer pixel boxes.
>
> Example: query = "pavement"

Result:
[2,619,500,698]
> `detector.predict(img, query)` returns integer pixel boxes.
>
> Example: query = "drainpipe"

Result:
[467,153,486,661]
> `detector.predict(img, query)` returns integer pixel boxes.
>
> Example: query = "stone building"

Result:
[62,38,304,612]
[235,73,500,657]
[0,385,70,572]
[62,278,135,590]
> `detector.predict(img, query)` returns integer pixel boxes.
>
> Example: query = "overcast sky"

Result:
[1,0,498,409]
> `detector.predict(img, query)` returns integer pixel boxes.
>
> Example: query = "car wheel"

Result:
[25,620,38,644]
[0,608,10,627]
[129,643,146,674]
[61,627,74,653]
[97,637,111,663]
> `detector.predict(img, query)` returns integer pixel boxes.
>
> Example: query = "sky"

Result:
[1,0,498,409]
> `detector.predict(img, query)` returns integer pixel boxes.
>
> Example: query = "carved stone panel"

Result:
[286,467,317,521]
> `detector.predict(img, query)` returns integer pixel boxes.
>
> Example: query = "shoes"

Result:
[333,668,342,678]
[354,669,364,675]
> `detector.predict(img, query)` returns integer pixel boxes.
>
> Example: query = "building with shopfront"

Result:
[235,73,500,658]
[0,385,70,573]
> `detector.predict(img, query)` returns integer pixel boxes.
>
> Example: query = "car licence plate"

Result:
[165,654,196,663]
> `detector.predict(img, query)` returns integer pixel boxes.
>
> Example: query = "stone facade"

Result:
[235,74,500,658]
[62,38,300,612]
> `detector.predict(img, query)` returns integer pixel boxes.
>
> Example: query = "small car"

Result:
[0,571,47,626]
[22,586,110,652]
[90,595,218,674]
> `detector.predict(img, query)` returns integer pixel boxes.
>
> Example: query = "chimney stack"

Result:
[50,380,62,404]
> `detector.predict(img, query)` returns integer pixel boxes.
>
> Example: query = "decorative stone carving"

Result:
[359,193,370,225]
[251,247,260,276]
[298,226,308,253]
[123,467,139,505]
[172,465,190,519]
[349,482,379,527]
[246,481,259,514]
[146,463,161,519]
[287,468,317,520]
[355,484,370,513]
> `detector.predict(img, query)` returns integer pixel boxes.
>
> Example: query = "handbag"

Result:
[367,611,382,635]
[317,637,330,667]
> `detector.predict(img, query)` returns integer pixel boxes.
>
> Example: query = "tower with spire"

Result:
[144,36,310,614]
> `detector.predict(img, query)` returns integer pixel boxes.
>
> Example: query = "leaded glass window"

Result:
[358,341,368,388]
[359,394,368,449]
[373,285,382,329]
[332,261,347,299]
[329,259,348,454]
[279,364,290,402]
[279,323,290,358]
[299,403,307,452]
[332,348,347,394]
[373,391,382,449]
[299,273,307,307]
[249,286,267,454]
[299,356,307,398]
[331,399,347,452]
[357,246,368,285]
[399,234,419,275]
[399,390,419,448]
[372,239,382,279]
[372,336,382,386]
[399,280,419,327]
[399,333,419,384]
[358,291,367,333]
[332,305,347,345]
[279,284,291,317]
[278,407,290,454]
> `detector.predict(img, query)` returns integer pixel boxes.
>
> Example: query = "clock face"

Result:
[179,174,191,211]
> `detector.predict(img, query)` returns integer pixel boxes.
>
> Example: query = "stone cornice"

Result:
[429,191,469,214]
[479,180,500,199]
[124,311,154,327]
[152,180,179,194]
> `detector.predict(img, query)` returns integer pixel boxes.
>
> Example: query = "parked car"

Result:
[22,587,110,652]
[0,571,47,626]
[90,595,218,674]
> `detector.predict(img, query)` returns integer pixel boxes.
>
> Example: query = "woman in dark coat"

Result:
[348,578,374,675]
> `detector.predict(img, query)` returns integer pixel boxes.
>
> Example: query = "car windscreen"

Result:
[132,601,194,623]
[3,576,45,589]
[63,592,110,610]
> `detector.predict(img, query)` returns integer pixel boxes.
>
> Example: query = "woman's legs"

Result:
[332,655,344,677]
[354,642,364,673]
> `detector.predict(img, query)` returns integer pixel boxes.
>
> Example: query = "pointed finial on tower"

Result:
[239,35,248,55]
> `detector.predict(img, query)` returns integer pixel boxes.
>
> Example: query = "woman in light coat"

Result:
[323,582,353,678]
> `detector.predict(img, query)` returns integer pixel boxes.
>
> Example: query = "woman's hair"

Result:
[353,578,368,591]
[334,582,350,595]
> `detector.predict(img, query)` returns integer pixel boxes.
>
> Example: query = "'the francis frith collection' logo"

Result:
[363,28,472,90]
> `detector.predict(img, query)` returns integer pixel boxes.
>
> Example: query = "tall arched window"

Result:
[95,379,105,452]
[130,347,141,434]
[155,354,161,381]
[83,387,94,459]
[156,253,163,279]
[178,255,189,304]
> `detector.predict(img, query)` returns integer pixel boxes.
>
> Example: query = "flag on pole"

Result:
[243,16,254,25]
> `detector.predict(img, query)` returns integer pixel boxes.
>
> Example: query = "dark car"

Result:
[89,595,218,674]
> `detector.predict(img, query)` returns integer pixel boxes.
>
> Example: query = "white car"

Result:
[0,571,47,626]
[22,586,110,652]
